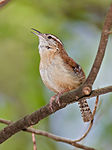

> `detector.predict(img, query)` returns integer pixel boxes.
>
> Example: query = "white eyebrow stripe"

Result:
[49,34,62,44]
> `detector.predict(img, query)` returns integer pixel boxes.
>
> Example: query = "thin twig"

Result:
[74,96,99,142]
[31,128,37,150]
[0,118,95,150]
[74,121,93,143]
[32,133,37,150]
[26,128,95,150]
[0,119,11,125]
[92,96,99,117]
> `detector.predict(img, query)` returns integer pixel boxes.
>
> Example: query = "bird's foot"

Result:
[55,89,68,106]
[49,90,68,112]
[55,93,62,107]
[49,94,57,112]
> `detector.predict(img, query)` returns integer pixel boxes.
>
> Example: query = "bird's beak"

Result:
[31,28,42,37]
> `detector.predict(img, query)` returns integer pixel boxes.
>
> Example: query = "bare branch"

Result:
[74,96,99,142]
[60,86,112,104]
[0,119,95,150]
[0,0,10,7]
[85,4,112,87]
[0,83,112,144]
[26,128,95,150]
[31,127,37,150]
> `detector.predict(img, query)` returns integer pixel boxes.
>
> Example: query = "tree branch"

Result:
[60,86,112,104]
[85,4,112,87]
[0,96,99,150]
[0,119,95,150]
[74,96,99,143]
[0,3,112,148]
[0,85,112,144]
[0,0,10,7]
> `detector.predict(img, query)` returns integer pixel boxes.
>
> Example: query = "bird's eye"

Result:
[46,46,50,49]
[47,36,52,39]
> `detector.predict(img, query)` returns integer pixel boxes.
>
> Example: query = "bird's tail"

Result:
[78,99,93,122]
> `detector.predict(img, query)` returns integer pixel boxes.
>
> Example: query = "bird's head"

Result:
[31,28,63,55]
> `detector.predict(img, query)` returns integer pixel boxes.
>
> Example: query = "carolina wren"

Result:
[32,28,92,122]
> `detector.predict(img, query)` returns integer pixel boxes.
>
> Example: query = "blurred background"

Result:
[0,0,112,150]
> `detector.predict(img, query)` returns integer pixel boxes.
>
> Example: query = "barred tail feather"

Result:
[78,99,93,122]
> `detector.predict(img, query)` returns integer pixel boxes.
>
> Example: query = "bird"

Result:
[31,28,93,122]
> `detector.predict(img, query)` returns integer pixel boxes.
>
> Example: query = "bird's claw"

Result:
[49,95,56,112]
[49,94,61,112]
[55,95,61,107]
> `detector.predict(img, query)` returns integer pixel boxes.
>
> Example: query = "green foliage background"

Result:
[0,0,112,150]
